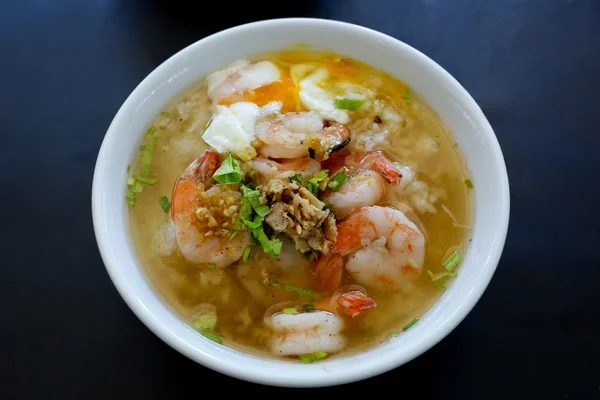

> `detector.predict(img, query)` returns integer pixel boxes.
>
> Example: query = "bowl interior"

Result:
[92,18,509,387]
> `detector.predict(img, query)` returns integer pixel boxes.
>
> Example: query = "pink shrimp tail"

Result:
[339,291,377,318]
[345,151,402,185]
[195,149,221,181]
[373,156,401,185]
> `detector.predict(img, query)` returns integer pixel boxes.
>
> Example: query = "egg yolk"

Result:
[219,69,299,113]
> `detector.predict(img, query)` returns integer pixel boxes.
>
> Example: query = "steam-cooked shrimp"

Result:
[255,112,350,159]
[171,150,251,267]
[314,206,425,292]
[263,286,376,357]
[264,308,347,357]
[323,151,402,218]
[251,157,321,183]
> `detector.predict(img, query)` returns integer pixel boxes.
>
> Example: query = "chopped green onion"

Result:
[427,267,456,288]
[213,153,243,184]
[464,178,474,188]
[306,251,317,261]
[126,191,137,206]
[430,271,457,281]
[243,244,258,262]
[388,331,400,338]
[253,224,281,256]
[158,196,171,213]
[207,263,217,269]
[200,330,222,345]
[229,186,260,241]
[402,89,411,102]
[442,250,462,272]
[289,173,303,184]
[299,351,328,363]
[242,247,252,262]
[408,259,419,269]
[403,318,419,331]
[139,152,152,177]
[242,186,270,217]
[133,175,157,184]
[140,135,158,152]
[303,304,315,312]
[132,180,144,193]
[193,312,217,331]
[334,98,366,110]
[254,204,270,217]
[233,194,253,229]
[326,172,348,191]
[270,277,320,300]
[126,125,158,207]
[242,215,262,229]
[161,111,170,116]
[307,170,329,195]
[434,280,446,291]
[282,307,297,314]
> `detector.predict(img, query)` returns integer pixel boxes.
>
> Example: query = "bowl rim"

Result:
[92,17,510,387]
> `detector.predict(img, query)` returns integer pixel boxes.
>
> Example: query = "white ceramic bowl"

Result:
[92,18,509,387]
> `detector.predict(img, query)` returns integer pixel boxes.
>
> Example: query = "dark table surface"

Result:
[2,0,599,398]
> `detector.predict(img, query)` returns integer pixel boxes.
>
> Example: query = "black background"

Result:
[2,0,599,398]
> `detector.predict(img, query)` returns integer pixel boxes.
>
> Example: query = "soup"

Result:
[127,51,472,362]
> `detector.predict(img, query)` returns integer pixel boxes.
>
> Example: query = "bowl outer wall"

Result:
[92,18,510,387]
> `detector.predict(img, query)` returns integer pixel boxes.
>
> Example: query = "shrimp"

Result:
[314,206,425,293]
[263,283,377,357]
[323,151,402,218]
[255,112,350,159]
[250,157,321,183]
[264,308,347,357]
[171,150,251,267]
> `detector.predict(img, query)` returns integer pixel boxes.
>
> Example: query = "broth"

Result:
[128,51,471,360]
